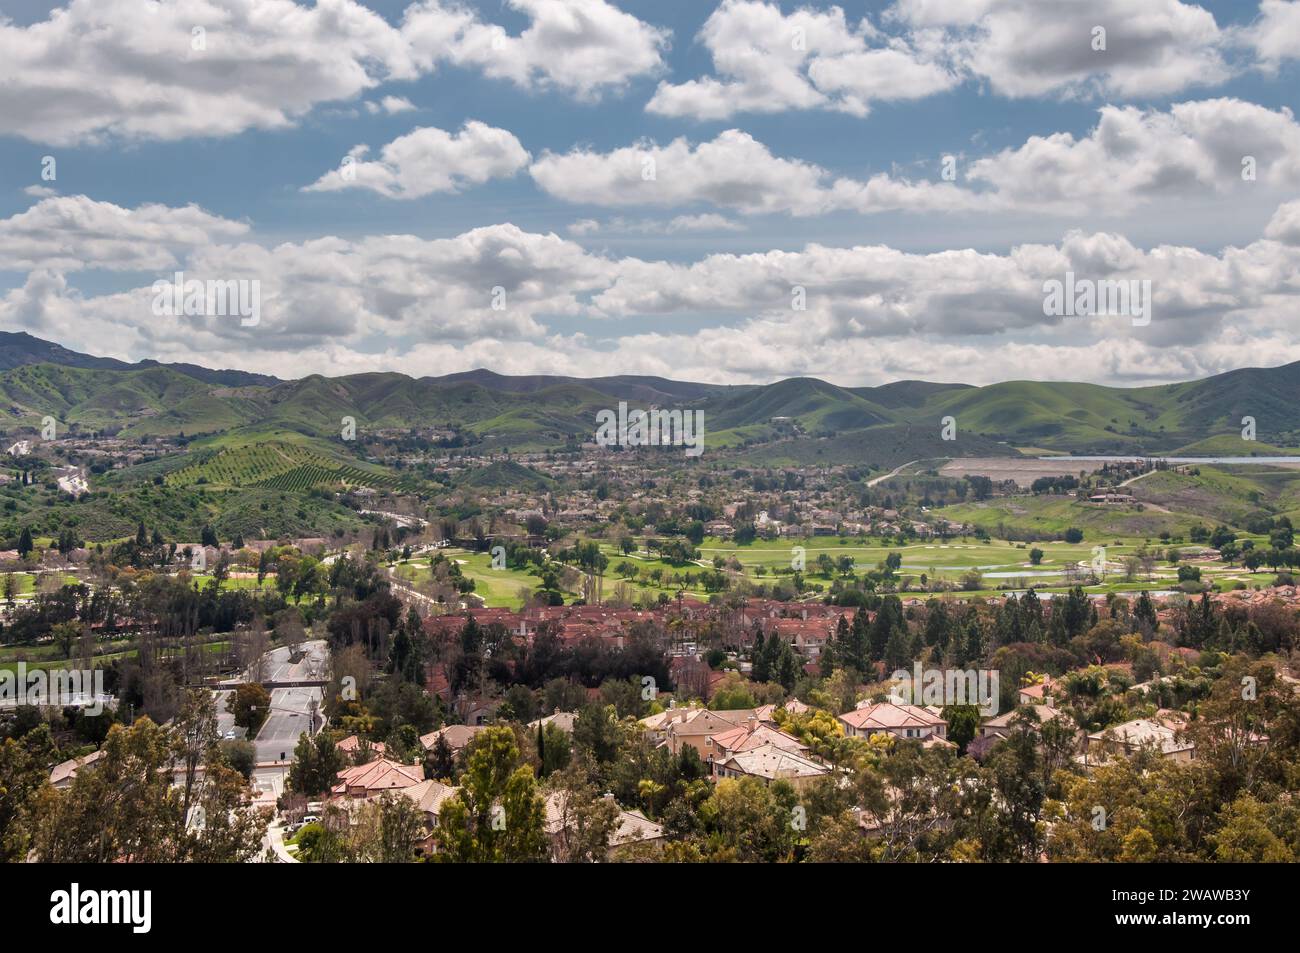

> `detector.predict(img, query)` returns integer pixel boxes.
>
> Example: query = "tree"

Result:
[699,776,799,862]
[433,726,547,862]
[29,717,264,862]
[427,733,457,781]
[572,704,622,764]
[228,683,271,734]
[16,528,33,559]
[342,793,427,862]
[287,732,345,797]
[0,725,55,862]
[540,722,572,777]
[942,704,980,754]
[547,763,620,862]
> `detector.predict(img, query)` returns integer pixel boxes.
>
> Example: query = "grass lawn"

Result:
[398,549,564,610]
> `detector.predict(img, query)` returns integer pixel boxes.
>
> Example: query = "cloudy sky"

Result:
[1,0,1299,387]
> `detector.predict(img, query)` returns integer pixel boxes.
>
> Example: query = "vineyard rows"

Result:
[166,443,401,491]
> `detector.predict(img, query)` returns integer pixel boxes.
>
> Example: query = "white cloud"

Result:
[0,195,248,272]
[0,0,419,145]
[531,129,978,215]
[1264,199,1300,244]
[647,0,956,120]
[304,121,530,198]
[0,0,668,145]
[965,98,1300,213]
[365,96,417,115]
[536,100,1300,220]
[1240,0,1300,66]
[889,0,1231,98]
[649,0,1246,121]
[403,0,669,100]
[10,199,1300,387]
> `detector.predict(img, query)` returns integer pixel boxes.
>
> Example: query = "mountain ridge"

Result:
[2,334,1297,457]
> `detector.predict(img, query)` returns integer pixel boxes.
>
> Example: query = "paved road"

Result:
[255,686,322,763]
[257,639,327,682]
[867,459,920,487]
[213,689,237,738]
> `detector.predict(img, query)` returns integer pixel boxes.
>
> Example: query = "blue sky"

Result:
[1,0,1299,386]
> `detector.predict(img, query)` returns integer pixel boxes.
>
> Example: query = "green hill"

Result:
[2,335,1299,460]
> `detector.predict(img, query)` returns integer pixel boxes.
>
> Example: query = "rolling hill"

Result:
[1,334,1298,459]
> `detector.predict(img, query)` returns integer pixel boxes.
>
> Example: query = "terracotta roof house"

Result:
[714,743,830,790]
[708,722,809,767]
[337,735,387,760]
[419,724,486,755]
[49,750,105,789]
[838,702,948,741]
[398,778,461,853]
[331,758,425,798]
[528,711,578,733]
[1018,677,1057,706]
[1084,718,1195,766]
[543,791,666,858]
[639,707,755,762]
[979,704,1067,739]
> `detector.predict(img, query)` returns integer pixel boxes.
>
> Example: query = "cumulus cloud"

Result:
[965,98,1300,213]
[530,129,978,216]
[647,0,957,120]
[533,99,1300,220]
[0,207,619,358]
[649,0,1250,120]
[0,0,668,145]
[1239,0,1300,67]
[9,197,1300,387]
[365,96,417,115]
[889,0,1231,98]
[304,122,530,198]
[0,0,419,145]
[0,195,248,272]
[1264,199,1300,245]
[404,0,670,101]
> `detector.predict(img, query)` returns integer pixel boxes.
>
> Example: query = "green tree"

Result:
[227,683,271,733]
[433,726,547,862]
[0,725,55,862]
[287,732,346,797]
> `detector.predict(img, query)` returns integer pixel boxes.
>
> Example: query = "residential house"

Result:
[543,791,666,859]
[713,743,831,790]
[639,707,754,766]
[330,759,425,798]
[419,724,486,756]
[1083,717,1195,766]
[979,704,1066,739]
[838,702,948,741]
[49,750,105,789]
[1018,676,1057,706]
